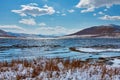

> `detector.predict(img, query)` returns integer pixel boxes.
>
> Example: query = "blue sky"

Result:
[0,0,120,35]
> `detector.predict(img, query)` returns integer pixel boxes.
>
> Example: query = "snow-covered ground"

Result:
[0,58,120,80]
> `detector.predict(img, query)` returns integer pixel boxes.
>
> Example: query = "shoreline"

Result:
[1,36,120,40]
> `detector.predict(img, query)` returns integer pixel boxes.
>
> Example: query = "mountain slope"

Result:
[0,29,13,37]
[0,29,57,38]
[69,24,120,38]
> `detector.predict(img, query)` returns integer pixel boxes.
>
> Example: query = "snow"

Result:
[0,58,120,80]
[57,62,64,71]
[0,66,119,80]
[110,59,120,67]
[78,48,120,53]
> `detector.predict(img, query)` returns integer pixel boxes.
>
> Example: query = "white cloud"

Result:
[81,7,94,13]
[98,11,104,15]
[12,3,55,17]
[93,13,96,16]
[0,25,25,33]
[28,3,38,6]
[39,22,46,27]
[19,18,36,25]
[68,9,75,13]
[99,15,120,20]
[56,11,60,14]
[104,9,108,11]
[0,25,79,35]
[0,25,24,30]
[34,26,78,35]
[61,13,66,16]
[76,0,120,13]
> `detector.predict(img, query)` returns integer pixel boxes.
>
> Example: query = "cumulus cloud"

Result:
[76,0,120,13]
[39,22,46,27]
[12,3,55,17]
[35,26,78,35]
[68,9,75,13]
[99,15,120,20]
[19,18,36,25]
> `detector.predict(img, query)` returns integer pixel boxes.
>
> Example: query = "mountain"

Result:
[68,24,120,38]
[0,29,56,38]
[7,32,40,38]
[7,32,58,38]
[0,29,13,37]
[1,24,120,38]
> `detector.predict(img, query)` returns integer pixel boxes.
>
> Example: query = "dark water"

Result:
[0,38,120,61]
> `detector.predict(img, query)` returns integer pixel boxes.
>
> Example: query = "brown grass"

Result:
[0,58,120,80]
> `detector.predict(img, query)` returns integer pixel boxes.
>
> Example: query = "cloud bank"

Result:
[0,25,24,30]
[0,25,25,33]
[34,26,79,35]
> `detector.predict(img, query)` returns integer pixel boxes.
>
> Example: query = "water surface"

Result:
[0,38,120,61]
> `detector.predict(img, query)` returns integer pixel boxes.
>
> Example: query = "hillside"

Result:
[68,24,120,38]
[0,29,13,37]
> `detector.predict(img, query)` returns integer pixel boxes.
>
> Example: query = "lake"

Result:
[0,38,120,61]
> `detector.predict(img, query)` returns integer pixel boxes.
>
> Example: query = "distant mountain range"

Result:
[0,30,58,38]
[67,24,120,38]
[1,24,120,38]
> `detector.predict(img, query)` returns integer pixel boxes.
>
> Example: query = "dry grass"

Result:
[0,58,120,80]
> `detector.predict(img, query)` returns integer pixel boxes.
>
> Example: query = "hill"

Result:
[0,29,13,37]
[68,24,120,38]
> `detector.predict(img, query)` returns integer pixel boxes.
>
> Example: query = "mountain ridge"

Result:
[66,24,120,38]
[0,29,13,37]
[1,24,120,38]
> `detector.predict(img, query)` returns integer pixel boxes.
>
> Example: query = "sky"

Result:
[0,0,120,35]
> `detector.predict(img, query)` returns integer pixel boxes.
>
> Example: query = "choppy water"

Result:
[0,38,120,61]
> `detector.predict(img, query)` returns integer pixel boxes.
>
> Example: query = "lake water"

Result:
[0,38,120,61]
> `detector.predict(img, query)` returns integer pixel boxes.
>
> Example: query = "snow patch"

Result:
[77,48,120,53]
[111,59,120,67]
